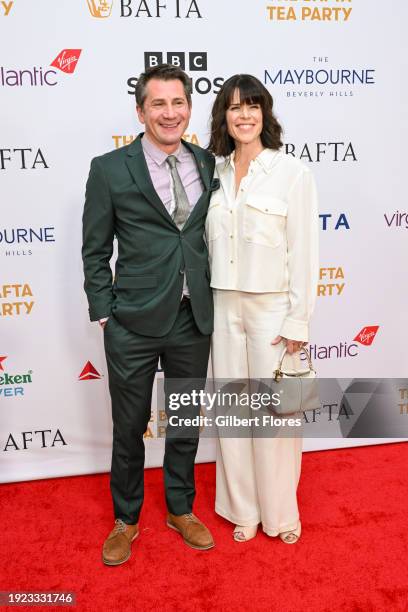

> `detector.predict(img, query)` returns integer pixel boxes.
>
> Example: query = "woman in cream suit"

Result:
[206,74,318,543]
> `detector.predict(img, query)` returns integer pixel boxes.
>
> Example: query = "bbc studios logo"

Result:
[127,51,224,97]
[87,0,203,18]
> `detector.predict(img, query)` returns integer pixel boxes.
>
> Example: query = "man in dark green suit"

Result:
[82,64,217,565]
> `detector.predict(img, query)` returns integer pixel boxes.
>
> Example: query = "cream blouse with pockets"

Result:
[205,148,319,342]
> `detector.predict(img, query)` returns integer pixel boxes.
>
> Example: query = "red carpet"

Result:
[1,443,408,612]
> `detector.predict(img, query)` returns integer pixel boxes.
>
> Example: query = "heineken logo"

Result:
[0,371,33,385]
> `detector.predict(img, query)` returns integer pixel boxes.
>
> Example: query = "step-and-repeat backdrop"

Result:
[1,1,407,482]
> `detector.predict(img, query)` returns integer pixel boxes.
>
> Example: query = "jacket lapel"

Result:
[125,135,175,225]
[125,134,213,230]
[181,140,212,230]
[182,139,211,192]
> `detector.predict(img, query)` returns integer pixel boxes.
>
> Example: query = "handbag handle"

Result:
[274,346,315,382]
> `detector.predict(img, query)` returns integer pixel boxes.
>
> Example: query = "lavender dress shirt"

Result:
[141,134,203,214]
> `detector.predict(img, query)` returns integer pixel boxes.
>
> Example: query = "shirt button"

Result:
[229,210,233,214]
[229,234,233,238]
[230,260,234,263]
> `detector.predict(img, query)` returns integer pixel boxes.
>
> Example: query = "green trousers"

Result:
[103,299,210,524]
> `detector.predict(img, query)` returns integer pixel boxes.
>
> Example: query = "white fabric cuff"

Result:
[280,317,309,343]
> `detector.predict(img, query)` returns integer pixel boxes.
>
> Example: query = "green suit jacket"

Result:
[82,134,216,337]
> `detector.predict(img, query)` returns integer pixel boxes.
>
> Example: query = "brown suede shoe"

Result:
[167,513,214,550]
[102,519,139,566]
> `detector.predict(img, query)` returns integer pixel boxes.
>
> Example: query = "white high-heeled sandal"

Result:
[279,521,301,544]
[233,524,258,542]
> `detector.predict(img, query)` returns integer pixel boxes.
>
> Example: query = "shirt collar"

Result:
[255,148,280,173]
[141,134,185,166]
[224,148,280,174]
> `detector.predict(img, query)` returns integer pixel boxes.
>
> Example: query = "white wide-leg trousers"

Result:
[212,289,302,536]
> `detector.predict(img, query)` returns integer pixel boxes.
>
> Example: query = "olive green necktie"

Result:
[166,155,190,229]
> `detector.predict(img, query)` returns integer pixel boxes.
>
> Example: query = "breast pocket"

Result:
[243,197,287,248]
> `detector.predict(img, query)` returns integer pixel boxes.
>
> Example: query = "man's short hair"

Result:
[135,63,192,108]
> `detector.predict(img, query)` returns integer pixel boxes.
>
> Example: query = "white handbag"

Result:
[270,346,320,415]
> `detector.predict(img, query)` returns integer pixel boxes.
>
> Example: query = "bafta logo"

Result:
[87,0,113,18]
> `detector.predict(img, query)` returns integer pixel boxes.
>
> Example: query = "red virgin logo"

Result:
[51,49,82,74]
[353,326,379,346]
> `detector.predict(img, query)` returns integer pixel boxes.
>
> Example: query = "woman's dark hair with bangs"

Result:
[208,74,283,157]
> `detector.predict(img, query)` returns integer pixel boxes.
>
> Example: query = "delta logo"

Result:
[0,356,33,398]
[79,361,102,381]
[1,50,82,87]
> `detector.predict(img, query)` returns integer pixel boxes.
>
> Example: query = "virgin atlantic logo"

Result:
[353,326,379,346]
[51,50,82,74]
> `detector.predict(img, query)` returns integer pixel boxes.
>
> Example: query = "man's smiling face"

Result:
[137,78,191,154]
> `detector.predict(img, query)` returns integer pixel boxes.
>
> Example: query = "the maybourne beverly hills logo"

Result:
[0,356,33,398]
[266,0,353,22]
[0,226,56,257]
[87,0,203,18]
[127,52,224,97]
[264,55,375,99]
[0,50,81,87]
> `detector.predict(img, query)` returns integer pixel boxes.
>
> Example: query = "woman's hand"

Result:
[271,336,304,354]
